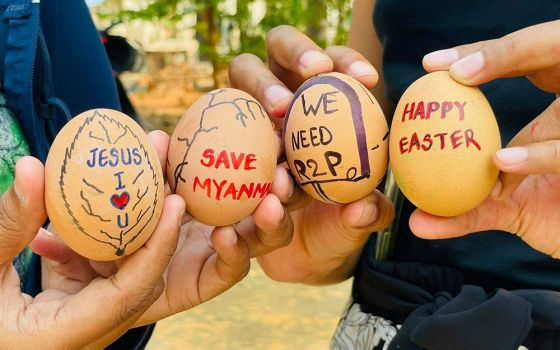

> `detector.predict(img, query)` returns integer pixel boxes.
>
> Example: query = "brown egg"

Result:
[167,88,277,226]
[389,71,501,216]
[284,72,389,203]
[45,109,164,261]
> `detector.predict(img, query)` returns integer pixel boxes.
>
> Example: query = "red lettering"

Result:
[237,183,255,199]
[434,133,447,149]
[245,154,257,170]
[215,151,231,169]
[465,129,481,150]
[408,132,421,153]
[441,101,453,119]
[212,179,228,200]
[200,149,215,167]
[454,101,467,121]
[230,152,245,169]
[414,102,425,120]
[421,134,433,151]
[253,182,272,198]
[426,102,440,119]
[402,102,415,122]
[193,177,212,198]
[450,130,463,149]
[223,182,238,199]
[399,137,409,154]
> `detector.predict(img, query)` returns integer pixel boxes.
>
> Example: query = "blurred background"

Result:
[89,1,355,348]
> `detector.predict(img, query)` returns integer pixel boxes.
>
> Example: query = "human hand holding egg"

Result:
[229,25,394,284]
[33,117,292,327]
[410,20,560,258]
[0,156,185,349]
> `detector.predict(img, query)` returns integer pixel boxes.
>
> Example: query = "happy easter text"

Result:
[398,101,482,154]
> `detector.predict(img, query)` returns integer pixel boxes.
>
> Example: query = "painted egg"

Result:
[167,88,276,226]
[45,109,164,261]
[284,72,389,203]
[389,71,501,217]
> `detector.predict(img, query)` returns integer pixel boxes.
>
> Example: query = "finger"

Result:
[422,40,491,71]
[29,228,77,263]
[409,195,512,239]
[340,191,394,244]
[325,46,379,88]
[250,194,294,256]
[426,20,560,89]
[271,166,310,211]
[494,141,560,175]
[266,25,333,89]
[56,195,185,344]
[229,53,293,118]
[0,157,46,267]
[496,98,560,197]
[147,130,170,174]
[196,226,250,301]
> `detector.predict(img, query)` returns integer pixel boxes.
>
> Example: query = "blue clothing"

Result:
[0,0,152,348]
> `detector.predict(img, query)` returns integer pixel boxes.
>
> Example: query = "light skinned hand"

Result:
[0,156,184,349]
[229,25,394,284]
[411,20,560,258]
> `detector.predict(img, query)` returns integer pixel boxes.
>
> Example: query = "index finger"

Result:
[423,20,560,88]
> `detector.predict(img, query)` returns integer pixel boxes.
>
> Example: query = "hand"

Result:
[0,156,184,349]
[32,130,290,326]
[411,20,560,258]
[228,25,394,284]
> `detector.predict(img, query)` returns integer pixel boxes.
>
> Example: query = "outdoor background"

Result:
[90,1,355,348]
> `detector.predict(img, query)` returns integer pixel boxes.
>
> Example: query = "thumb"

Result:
[0,156,47,266]
[409,192,511,239]
[340,191,394,245]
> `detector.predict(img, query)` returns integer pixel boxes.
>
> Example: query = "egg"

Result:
[45,109,164,261]
[389,71,501,217]
[167,88,276,226]
[284,72,389,203]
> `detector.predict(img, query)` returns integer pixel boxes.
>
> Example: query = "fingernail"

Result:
[355,201,378,228]
[264,85,292,107]
[423,49,460,67]
[450,51,485,80]
[13,178,25,202]
[496,147,528,165]
[299,50,330,69]
[348,61,376,77]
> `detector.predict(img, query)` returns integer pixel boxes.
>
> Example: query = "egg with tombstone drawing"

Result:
[284,72,389,204]
[389,71,501,217]
[45,109,164,261]
[167,88,277,227]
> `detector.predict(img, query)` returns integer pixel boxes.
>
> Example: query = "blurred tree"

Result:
[95,0,354,87]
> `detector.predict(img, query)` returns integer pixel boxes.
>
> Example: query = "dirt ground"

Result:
[146,263,351,350]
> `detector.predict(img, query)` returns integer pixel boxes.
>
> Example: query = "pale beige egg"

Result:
[45,109,164,261]
[284,72,389,203]
[389,71,501,216]
[167,88,277,226]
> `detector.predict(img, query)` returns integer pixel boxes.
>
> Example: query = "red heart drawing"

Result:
[111,192,130,210]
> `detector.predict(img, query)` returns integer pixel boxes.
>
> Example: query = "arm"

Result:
[349,0,394,116]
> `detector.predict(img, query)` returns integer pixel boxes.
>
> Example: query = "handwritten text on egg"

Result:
[398,101,482,154]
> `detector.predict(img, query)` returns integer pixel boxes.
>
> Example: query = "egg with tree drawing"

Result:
[284,72,389,204]
[389,71,501,217]
[167,88,277,227]
[45,109,164,261]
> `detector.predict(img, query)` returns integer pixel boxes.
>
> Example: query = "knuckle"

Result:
[498,35,517,57]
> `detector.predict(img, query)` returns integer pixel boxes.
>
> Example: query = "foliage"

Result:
[95,0,354,86]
